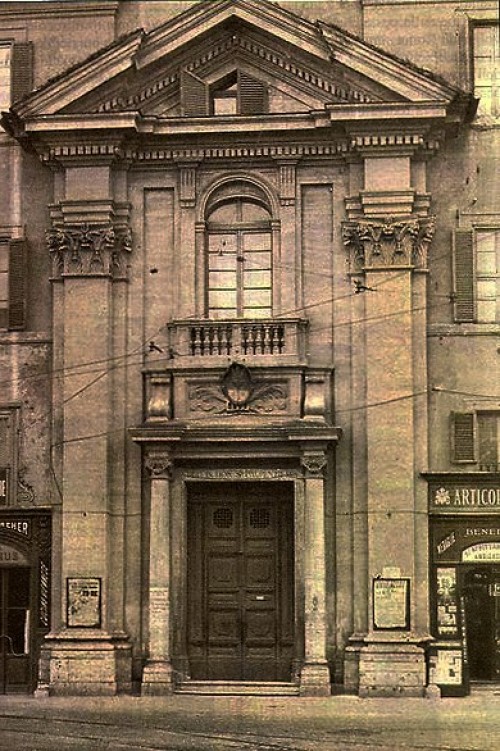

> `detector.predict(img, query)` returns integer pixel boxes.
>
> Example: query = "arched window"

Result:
[206,190,273,319]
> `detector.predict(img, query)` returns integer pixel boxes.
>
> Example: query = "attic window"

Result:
[181,68,267,117]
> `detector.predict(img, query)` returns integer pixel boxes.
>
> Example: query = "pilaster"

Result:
[341,151,435,695]
[299,449,330,696]
[177,161,199,318]
[142,449,174,695]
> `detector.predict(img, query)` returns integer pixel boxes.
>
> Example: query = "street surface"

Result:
[0,692,498,750]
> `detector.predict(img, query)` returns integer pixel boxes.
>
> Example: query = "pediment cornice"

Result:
[8,0,472,131]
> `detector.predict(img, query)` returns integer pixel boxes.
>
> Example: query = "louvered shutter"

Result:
[8,238,27,330]
[452,229,475,322]
[180,69,208,116]
[451,411,476,463]
[0,414,10,505]
[11,42,33,103]
[239,72,267,115]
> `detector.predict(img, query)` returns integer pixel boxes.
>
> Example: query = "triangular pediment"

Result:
[11,0,466,126]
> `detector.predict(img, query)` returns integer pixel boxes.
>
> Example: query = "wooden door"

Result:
[462,566,500,682]
[187,483,294,681]
[0,567,31,693]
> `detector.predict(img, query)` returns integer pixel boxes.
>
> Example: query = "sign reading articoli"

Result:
[430,482,500,512]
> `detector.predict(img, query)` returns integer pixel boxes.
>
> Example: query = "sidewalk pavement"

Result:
[0,692,498,751]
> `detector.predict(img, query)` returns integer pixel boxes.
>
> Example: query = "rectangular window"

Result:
[0,44,11,110]
[453,229,500,323]
[473,24,500,118]
[451,411,500,470]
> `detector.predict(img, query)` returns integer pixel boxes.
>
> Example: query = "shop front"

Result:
[0,511,51,694]
[428,476,500,695]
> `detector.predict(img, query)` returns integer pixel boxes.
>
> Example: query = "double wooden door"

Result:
[187,483,294,681]
[0,567,31,693]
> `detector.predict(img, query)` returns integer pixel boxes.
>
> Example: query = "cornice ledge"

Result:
[328,101,448,123]
[0,1,118,19]
[14,31,144,119]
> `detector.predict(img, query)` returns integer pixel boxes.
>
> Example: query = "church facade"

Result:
[0,0,498,697]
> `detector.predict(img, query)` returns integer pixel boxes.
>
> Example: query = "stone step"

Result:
[175,681,300,696]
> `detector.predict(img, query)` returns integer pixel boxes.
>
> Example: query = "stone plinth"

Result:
[299,661,331,696]
[141,661,174,696]
[358,641,426,697]
[44,632,132,696]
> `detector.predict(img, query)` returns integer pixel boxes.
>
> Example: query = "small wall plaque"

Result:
[373,577,410,630]
[66,577,101,628]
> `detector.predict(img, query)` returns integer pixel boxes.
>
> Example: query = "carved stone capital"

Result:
[342,216,435,272]
[276,159,299,206]
[145,452,173,480]
[301,451,327,478]
[47,221,133,280]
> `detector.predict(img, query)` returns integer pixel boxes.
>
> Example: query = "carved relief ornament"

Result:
[46,223,132,280]
[342,216,435,272]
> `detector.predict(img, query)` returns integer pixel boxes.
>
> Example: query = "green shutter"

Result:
[452,229,475,322]
[180,69,208,116]
[11,42,33,104]
[451,411,476,463]
[8,238,27,330]
[239,72,267,115]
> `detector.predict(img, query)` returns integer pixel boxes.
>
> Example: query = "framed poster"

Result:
[66,577,101,628]
[373,578,410,630]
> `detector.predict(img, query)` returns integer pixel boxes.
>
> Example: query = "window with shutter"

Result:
[239,72,267,115]
[451,411,476,463]
[0,41,33,110]
[0,239,27,331]
[0,409,18,506]
[452,229,475,323]
[477,413,499,471]
[180,69,208,116]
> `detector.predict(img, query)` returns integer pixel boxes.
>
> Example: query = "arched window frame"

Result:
[195,178,281,320]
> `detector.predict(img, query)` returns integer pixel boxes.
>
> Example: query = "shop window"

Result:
[451,411,500,470]
[0,238,27,330]
[181,68,267,116]
[206,197,272,319]
[452,228,500,323]
[0,408,19,506]
[0,42,33,111]
[472,24,500,118]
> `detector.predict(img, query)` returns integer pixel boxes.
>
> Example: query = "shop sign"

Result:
[0,518,30,536]
[462,542,500,562]
[0,542,29,566]
[373,578,410,630]
[430,483,500,513]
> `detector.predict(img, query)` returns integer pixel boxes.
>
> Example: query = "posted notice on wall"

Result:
[373,578,410,630]
[66,577,101,628]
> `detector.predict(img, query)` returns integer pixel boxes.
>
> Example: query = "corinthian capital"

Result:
[46,221,133,280]
[342,216,435,272]
[301,451,327,477]
[145,451,173,480]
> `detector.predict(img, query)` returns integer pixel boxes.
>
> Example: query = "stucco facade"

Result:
[0,0,498,697]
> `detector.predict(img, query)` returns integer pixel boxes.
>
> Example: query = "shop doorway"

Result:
[0,567,31,693]
[462,567,500,682]
[187,482,294,682]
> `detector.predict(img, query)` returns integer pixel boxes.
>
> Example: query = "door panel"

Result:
[0,567,31,693]
[187,483,294,682]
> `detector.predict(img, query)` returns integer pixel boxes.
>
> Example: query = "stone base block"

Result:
[141,661,174,696]
[343,636,365,694]
[359,642,426,697]
[299,661,331,696]
[42,632,132,696]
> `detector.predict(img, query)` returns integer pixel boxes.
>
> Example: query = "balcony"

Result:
[167,318,308,366]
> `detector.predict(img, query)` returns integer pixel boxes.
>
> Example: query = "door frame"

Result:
[170,473,306,684]
[459,564,500,683]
